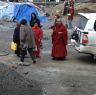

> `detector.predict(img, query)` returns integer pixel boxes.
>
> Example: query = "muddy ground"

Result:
[0,16,96,95]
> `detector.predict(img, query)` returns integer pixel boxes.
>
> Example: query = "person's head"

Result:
[56,18,62,24]
[31,13,37,20]
[34,22,39,27]
[54,14,60,19]
[20,19,27,25]
[55,10,60,17]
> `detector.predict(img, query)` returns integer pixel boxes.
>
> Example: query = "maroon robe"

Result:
[51,23,68,58]
[68,7,74,20]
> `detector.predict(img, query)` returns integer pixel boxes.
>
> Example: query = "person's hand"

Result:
[35,47,37,51]
[33,46,37,51]
[38,39,41,42]
[20,42,24,48]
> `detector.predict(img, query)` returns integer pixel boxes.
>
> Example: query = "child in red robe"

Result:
[32,23,43,57]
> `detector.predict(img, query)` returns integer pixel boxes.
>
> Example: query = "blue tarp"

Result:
[14,3,48,23]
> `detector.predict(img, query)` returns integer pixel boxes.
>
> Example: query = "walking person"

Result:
[13,22,21,57]
[19,19,36,64]
[32,23,43,58]
[51,18,68,60]
[63,0,69,15]
[67,6,74,29]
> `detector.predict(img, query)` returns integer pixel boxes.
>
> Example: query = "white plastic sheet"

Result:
[0,1,15,21]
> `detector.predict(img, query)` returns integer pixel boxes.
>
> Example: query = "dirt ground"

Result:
[45,2,96,17]
[0,63,42,95]
[0,16,96,95]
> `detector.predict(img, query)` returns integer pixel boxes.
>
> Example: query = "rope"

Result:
[0,50,9,56]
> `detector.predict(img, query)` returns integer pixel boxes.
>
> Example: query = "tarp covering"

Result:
[14,3,48,22]
[0,1,48,22]
[0,1,14,21]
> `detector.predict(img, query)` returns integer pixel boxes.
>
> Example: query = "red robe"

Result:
[51,23,68,58]
[68,8,74,20]
[32,26,43,57]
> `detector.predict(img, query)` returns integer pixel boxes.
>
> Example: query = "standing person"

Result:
[67,6,74,29]
[30,12,43,49]
[30,13,41,28]
[13,22,20,57]
[20,19,36,64]
[51,18,68,60]
[50,14,60,29]
[32,23,43,58]
[63,0,69,15]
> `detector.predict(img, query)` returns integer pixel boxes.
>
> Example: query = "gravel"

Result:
[0,63,42,95]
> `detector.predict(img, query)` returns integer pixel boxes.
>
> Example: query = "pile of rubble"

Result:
[75,3,96,13]
[45,2,96,16]
[45,3,64,17]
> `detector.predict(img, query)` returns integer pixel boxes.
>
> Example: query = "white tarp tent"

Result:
[0,1,48,22]
[0,1,14,21]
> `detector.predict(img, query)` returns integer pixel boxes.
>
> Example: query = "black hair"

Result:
[31,13,37,20]
[30,13,41,27]
[20,19,27,25]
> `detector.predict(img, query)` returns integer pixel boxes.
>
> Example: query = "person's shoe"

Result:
[33,60,36,64]
[17,62,23,65]
[22,62,31,66]
[52,57,57,60]
[17,62,30,66]
[36,55,40,58]
[17,54,20,57]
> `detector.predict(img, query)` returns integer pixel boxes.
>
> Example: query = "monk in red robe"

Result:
[67,6,74,29]
[51,18,68,60]
[32,23,43,57]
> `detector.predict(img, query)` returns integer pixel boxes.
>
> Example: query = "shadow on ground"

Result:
[76,54,96,64]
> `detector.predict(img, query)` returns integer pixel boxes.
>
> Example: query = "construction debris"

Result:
[75,3,96,13]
